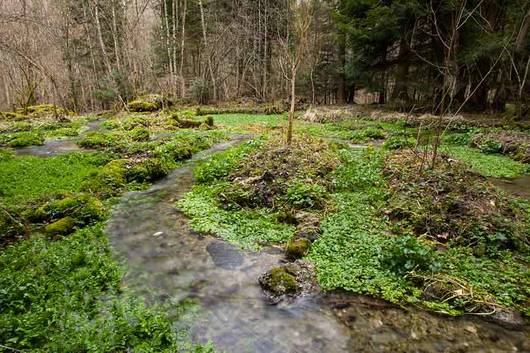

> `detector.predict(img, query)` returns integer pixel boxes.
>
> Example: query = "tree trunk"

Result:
[198,0,217,101]
[286,68,296,145]
[337,39,346,104]
[179,0,187,97]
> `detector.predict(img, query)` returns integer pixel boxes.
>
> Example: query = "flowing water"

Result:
[14,119,103,156]
[105,137,529,353]
[490,175,530,200]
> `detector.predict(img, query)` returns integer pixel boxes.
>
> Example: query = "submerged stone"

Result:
[206,240,245,269]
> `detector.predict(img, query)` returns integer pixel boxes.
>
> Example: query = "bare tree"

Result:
[278,0,313,145]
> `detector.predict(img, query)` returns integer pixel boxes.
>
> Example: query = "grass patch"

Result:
[213,113,285,131]
[0,152,109,208]
[177,183,294,250]
[442,145,528,178]
[0,224,211,352]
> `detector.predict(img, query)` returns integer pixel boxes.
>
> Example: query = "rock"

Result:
[258,260,316,303]
[285,237,311,260]
[294,211,320,227]
[206,240,244,269]
[152,231,164,237]
[483,307,525,330]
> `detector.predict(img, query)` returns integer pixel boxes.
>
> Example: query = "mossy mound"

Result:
[77,131,118,149]
[26,194,107,226]
[218,136,338,212]
[81,158,169,197]
[470,131,530,163]
[168,112,215,129]
[384,150,530,253]
[285,237,312,259]
[45,217,76,236]
[127,94,170,112]
[129,127,150,142]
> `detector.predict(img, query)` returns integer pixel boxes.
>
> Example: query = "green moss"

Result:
[286,237,312,259]
[124,158,169,182]
[127,100,160,112]
[8,121,32,132]
[27,194,107,225]
[77,131,117,148]
[45,216,76,236]
[262,267,298,294]
[0,111,28,120]
[16,104,73,118]
[81,160,127,197]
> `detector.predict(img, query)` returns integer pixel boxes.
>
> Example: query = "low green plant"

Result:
[0,152,109,208]
[0,224,203,352]
[442,146,528,178]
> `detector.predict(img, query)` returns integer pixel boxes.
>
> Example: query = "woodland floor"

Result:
[0,104,529,352]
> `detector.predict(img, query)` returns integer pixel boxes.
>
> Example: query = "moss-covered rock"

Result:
[129,127,150,142]
[285,237,311,259]
[26,194,107,226]
[128,100,159,112]
[0,111,28,120]
[259,267,298,294]
[45,217,75,236]
[127,95,168,112]
[259,261,316,303]
[124,158,169,182]
[77,132,117,149]
[81,160,127,197]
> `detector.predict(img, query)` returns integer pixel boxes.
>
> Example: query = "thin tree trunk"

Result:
[94,0,113,76]
[198,0,217,101]
[287,68,296,145]
[179,0,187,97]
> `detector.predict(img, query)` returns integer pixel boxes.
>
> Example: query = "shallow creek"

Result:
[14,119,103,156]
[104,137,529,353]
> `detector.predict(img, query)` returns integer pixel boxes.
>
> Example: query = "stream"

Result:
[13,119,103,156]
[104,136,529,353]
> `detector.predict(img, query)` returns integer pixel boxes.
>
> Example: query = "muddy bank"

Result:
[105,137,529,353]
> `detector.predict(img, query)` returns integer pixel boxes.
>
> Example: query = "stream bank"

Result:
[105,137,529,353]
